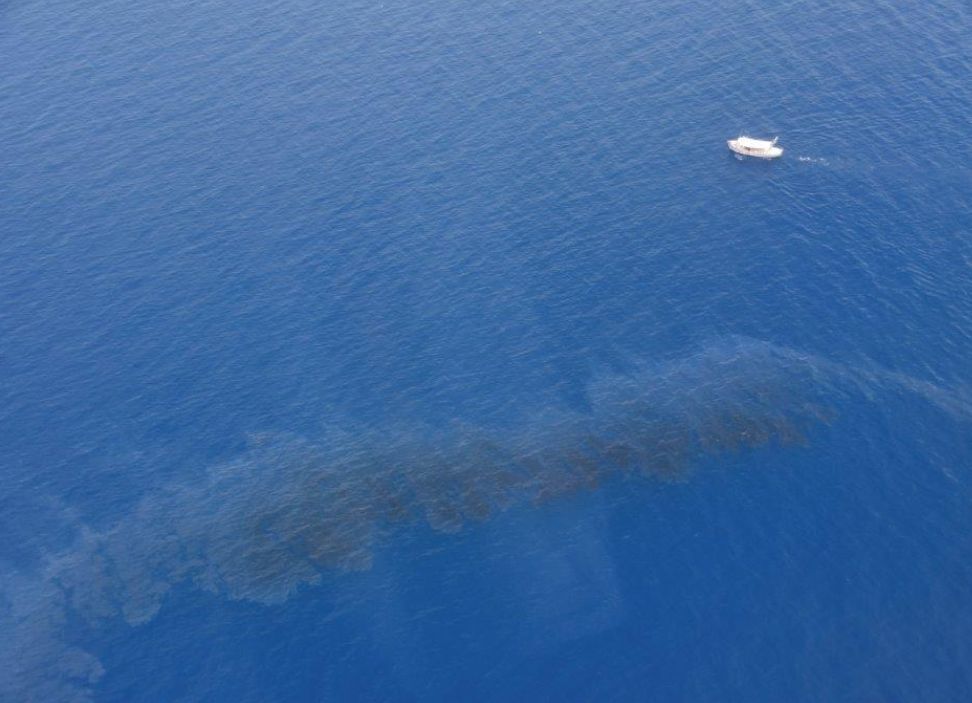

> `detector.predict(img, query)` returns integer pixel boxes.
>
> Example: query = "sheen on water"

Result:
[1,0,970,700]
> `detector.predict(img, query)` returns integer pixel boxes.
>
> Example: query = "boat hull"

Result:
[728,139,783,159]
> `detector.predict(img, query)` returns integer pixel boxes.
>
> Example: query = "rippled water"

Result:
[1,0,971,700]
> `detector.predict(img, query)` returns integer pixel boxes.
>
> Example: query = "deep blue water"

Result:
[2,0,971,699]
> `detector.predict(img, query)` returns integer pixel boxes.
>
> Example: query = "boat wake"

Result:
[1,337,969,701]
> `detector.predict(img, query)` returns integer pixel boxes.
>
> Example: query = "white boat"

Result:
[728,136,783,159]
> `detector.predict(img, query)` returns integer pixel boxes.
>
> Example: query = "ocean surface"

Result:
[1,0,971,700]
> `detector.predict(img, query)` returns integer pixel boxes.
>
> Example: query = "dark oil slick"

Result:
[2,337,968,702]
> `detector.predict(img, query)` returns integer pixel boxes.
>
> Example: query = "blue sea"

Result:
[2,0,971,700]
